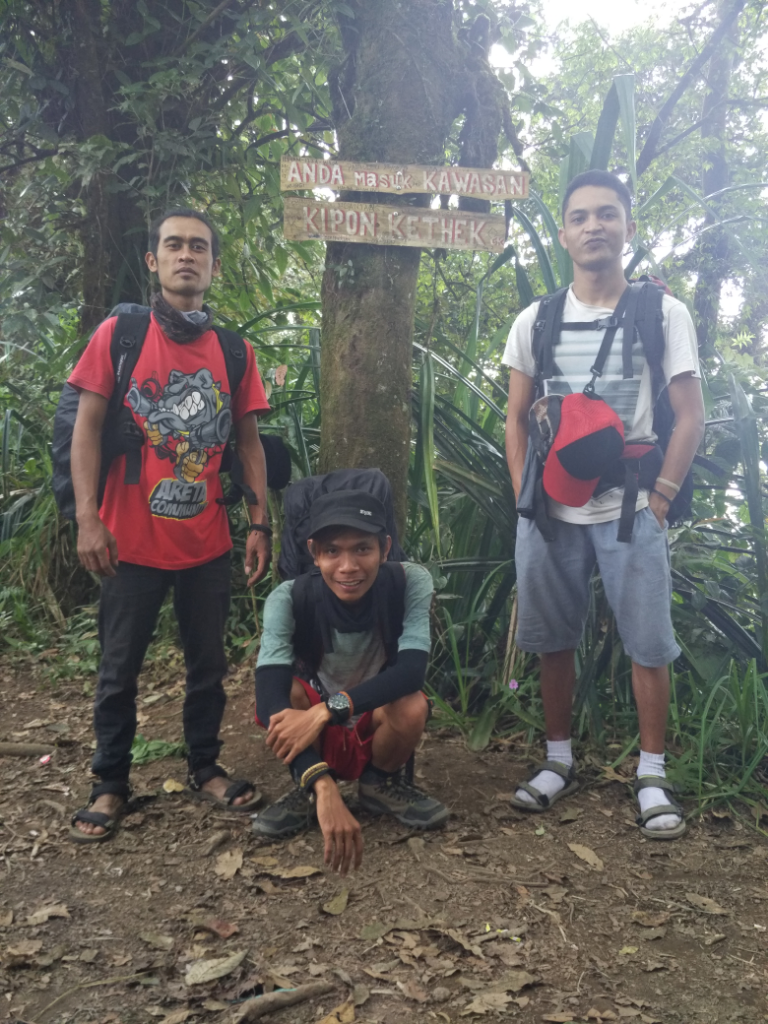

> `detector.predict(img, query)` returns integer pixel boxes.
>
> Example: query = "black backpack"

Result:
[278,467,406,580]
[52,307,288,520]
[530,278,694,529]
[279,469,408,678]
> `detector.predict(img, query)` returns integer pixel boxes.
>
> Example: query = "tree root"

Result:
[0,742,53,756]
[230,980,336,1022]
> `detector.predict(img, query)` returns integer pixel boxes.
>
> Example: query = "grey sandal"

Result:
[633,776,686,840]
[509,759,579,812]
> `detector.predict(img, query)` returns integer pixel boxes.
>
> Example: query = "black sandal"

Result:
[186,765,263,813]
[69,781,131,845]
[509,759,579,812]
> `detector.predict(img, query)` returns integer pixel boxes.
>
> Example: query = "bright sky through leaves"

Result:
[539,0,692,33]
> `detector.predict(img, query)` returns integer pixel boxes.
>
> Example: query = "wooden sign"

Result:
[283,197,507,253]
[281,156,528,201]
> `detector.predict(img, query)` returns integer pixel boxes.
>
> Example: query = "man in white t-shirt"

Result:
[503,170,704,839]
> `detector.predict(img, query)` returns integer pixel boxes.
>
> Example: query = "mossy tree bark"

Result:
[319,1,514,534]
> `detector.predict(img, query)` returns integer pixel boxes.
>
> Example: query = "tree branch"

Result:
[501,105,530,173]
[245,128,291,150]
[656,96,768,160]
[0,148,59,176]
[174,0,234,57]
[210,30,309,112]
[636,0,747,177]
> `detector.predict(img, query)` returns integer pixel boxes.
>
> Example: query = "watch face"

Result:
[328,693,351,712]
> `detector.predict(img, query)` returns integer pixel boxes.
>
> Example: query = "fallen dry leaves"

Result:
[252,861,322,880]
[567,843,604,871]
[185,949,246,986]
[394,977,429,1002]
[4,939,43,966]
[201,830,230,857]
[319,1002,355,1024]
[322,888,349,916]
[214,848,243,880]
[631,911,670,928]
[25,904,69,926]
[462,991,511,1015]
[159,1011,191,1024]
[140,931,174,951]
[199,918,240,940]
[685,892,729,915]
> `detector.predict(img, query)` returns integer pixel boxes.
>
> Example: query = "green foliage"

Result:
[131,733,188,766]
[669,659,768,816]
[3,0,768,823]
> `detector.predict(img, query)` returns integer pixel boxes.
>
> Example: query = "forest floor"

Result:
[0,649,767,1024]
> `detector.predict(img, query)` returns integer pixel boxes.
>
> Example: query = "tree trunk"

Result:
[693,4,740,355]
[67,0,148,331]
[319,0,467,534]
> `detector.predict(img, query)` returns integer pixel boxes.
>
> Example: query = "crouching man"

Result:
[253,490,448,874]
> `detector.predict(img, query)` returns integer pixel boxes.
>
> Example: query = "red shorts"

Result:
[255,678,375,781]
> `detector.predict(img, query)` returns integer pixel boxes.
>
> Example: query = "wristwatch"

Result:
[325,691,352,726]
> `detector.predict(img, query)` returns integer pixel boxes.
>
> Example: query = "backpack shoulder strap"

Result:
[376,562,408,666]
[105,311,151,489]
[619,282,643,380]
[109,312,151,414]
[290,571,325,675]
[532,287,569,391]
[585,285,634,389]
[211,328,255,506]
[634,282,666,402]
[213,327,248,397]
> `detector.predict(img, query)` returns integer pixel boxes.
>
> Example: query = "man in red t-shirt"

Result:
[69,209,272,842]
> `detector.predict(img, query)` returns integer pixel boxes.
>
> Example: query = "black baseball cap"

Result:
[308,490,387,538]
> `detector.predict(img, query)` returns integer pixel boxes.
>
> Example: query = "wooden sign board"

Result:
[283,197,507,253]
[281,156,528,201]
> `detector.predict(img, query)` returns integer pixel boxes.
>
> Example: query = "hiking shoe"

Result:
[250,787,317,840]
[358,768,448,830]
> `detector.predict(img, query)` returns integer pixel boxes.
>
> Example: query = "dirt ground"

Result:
[1,653,767,1024]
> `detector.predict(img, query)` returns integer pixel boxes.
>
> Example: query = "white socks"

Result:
[515,744,681,832]
[515,739,573,806]
[636,750,680,832]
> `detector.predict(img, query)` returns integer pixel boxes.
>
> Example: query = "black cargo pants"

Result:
[90,552,230,784]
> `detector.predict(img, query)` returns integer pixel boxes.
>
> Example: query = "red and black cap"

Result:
[542,392,625,507]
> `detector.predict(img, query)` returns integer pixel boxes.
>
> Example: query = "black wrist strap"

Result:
[325,703,349,727]
[650,488,672,504]
[249,523,273,537]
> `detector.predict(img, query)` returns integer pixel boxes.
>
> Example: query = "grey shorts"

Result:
[515,507,680,668]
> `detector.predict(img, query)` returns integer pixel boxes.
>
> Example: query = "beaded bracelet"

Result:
[300,761,332,792]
